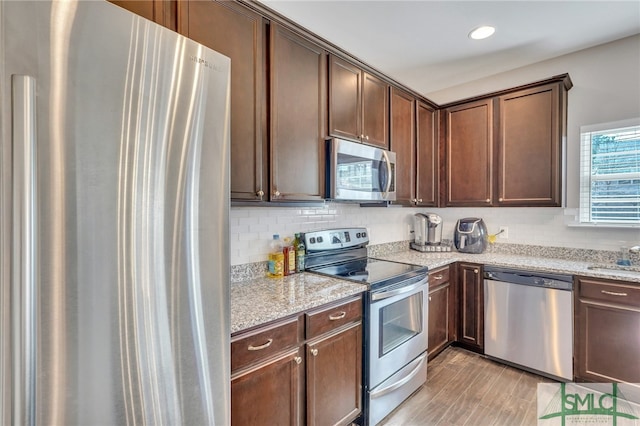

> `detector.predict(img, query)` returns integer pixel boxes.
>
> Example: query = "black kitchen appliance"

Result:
[305,228,429,426]
[454,217,489,254]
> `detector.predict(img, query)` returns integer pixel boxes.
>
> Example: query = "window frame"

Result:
[577,118,640,228]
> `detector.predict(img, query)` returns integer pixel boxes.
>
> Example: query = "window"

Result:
[579,119,640,226]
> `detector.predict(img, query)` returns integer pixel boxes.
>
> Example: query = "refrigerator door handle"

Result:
[11,75,38,426]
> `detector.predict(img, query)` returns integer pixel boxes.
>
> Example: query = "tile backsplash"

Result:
[230,203,640,265]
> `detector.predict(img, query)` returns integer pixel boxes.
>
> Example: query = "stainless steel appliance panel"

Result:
[327,138,396,202]
[1,1,231,424]
[484,275,573,380]
[369,277,428,388]
[368,353,427,426]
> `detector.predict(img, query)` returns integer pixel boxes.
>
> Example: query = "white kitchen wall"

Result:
[230,35,640,266]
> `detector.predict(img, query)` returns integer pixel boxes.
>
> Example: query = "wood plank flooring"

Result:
[379,346,556,426]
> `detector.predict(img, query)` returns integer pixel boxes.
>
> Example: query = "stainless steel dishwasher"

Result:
[484,266,574,381]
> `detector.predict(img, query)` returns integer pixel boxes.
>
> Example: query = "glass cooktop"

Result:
[309,257,428,287]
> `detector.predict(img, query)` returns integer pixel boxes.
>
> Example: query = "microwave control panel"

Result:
[304,228,369,252]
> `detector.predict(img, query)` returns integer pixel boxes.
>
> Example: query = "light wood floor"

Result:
[379,346,556,426]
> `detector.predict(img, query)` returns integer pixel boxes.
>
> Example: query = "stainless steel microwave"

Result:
[326,138,396,202]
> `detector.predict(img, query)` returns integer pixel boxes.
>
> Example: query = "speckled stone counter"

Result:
[231,273,367,334]
[231,244,640,334]
[373,250,640,284]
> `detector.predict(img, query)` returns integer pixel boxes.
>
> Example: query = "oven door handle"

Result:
[370,353,427,399]
[371,280,426,301]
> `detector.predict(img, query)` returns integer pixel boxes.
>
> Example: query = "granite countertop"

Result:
[373,250,640,284]
[230,272,367,334]
[231,248,640,334]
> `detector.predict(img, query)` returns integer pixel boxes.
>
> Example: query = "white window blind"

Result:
[579,119,640,225]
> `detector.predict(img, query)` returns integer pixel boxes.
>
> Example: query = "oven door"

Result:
[369,275,428,389]
[327,138,396,202]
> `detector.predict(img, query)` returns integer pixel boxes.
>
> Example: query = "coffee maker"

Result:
[411,213,451,252]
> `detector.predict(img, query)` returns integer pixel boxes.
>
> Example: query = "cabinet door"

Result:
[329,55,361,142]
[497,83,563,206]
[457,263,484,352]
[231,347,304,426]
[390,87,416,204]
[362,73,389,148]
[445,100,493,206]
[416,101,438,207]
[178,1,267,201]
[270,24,326,201]
[574,278,640,383]
[307,323,362,426]
[428,282,452,360]
[108,0,177,30]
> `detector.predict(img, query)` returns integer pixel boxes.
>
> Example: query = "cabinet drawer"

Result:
[306,298,362,339]
[429,267,450,288]
[578,278,640,307]
[232,317,301,373]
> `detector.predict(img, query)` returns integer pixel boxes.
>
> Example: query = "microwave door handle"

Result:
[381,150,392,198]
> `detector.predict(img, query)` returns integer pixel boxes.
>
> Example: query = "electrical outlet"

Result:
[499,226,509,239]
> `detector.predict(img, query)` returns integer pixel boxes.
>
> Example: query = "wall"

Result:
[230,35,640,266]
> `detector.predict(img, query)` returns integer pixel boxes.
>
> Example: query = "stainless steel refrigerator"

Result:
[0,1,231,424]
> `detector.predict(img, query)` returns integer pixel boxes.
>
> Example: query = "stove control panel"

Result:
[304,227,369,252]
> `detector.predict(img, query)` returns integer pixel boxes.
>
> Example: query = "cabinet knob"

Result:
[360,134,365,139]
[311,348,318,356]
[498,197,503,202]
[365,135,369,140]
[486,198,491,203]
[412,198,417,203]
[474,269,479,274]
[428,296,432,302]
[256,190,264,197]
[417,199,423,203]
[294,356,302,364]
[273,190,280,197]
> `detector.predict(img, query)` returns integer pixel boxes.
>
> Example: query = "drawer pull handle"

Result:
[601,290,628,297]
[294,356,302,364]
[311,349,318,356]
[329,311,346,321]
[247,339,273,351]
[432,274,444,280]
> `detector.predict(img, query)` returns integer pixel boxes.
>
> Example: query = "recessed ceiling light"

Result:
[469,26,496,40]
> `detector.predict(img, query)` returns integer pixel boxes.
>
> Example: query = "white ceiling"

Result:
[259,1,640,100]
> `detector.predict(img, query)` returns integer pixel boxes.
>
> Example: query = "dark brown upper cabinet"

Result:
[390,87,416,205]
[444,99,494,207]
[178,0,268,202]
[443,75,571,207]
[416,101,439,207]
[496,82,566,206]
[108,0,177,30]
[269,24,327,202]
[329,55,389,148]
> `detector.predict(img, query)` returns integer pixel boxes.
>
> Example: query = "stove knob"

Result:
[317,236,323,243]
[356,232,361,238]
[309,237,316,244]
[362,232,367,238]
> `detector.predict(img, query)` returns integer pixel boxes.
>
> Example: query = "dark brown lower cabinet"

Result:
[457,262,484,353]
[574,277,640,383]
[231,347,304,426]
[231,296,362,426]
[428,266,456,360]
[306,323,362,426]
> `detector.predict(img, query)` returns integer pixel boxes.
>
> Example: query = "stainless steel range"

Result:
[305,228,429,426]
